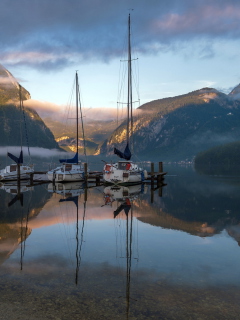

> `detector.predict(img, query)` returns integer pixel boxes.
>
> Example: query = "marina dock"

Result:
[30,162,167,186]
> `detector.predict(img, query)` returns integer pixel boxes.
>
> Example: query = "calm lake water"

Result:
[0,164,240,319]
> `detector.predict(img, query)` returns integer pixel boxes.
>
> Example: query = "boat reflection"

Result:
[103,184,143,318]
[103,184,146,207]
[0,181,33,195]
[48,181,85,198]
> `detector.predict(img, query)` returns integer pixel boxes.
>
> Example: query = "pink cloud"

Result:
[152,4,240,36]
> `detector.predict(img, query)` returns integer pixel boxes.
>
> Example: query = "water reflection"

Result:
[50,182,87,285]
[48,181,85,198]
[0,167,240,318]
[0,182,50,269]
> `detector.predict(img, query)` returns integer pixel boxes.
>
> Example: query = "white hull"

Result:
[103,161,146,185]
[47,163,86,182]
[103,170,143,184]
[47,172,84,182]
[0,165,34,181]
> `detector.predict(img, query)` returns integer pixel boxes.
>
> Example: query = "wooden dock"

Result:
[30,162,166,187]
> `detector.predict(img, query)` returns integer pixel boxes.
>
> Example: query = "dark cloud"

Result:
[1,0,240,70]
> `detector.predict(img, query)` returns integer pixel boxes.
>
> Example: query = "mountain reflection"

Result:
[0,183,51,266]
[136,166,240,245]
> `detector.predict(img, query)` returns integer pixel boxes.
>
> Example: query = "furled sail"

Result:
[7,150,23,164]
[59,152,78,164]
[114,143,131,161]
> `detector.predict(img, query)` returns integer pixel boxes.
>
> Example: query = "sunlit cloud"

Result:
[24,99,64,120]
[24,99,144,121]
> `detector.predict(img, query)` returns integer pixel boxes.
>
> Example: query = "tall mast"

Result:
[127,13,133,145]
[19,84,23,152]
[76,72,79,154]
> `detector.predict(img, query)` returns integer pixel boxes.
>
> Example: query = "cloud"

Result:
[24,99,64,120]
[1,1,240,70]
[0,146,66,158]
[24,99,144,121]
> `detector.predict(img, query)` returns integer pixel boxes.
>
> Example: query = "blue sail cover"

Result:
[114,143,131,160]
[114,203,131,218]
[59,152,78,164]
[7,150,23,164]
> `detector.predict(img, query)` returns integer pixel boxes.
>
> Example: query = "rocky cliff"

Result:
[98,87,240,161]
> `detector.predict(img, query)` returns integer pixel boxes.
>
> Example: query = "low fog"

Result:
[0,146,67,158]
[24,99,145,122]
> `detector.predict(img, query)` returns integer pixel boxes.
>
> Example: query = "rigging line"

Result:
[19,85,23,152]
[77,75,88,164]
[20,85,31,162]
[117,58,128,125]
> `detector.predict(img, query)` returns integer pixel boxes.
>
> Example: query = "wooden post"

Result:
[84,163,88,180]
[151,188,154,203]
[96,175,100,186]
[53,172,56,187]
[84,186,88,202]
[151,162,155,187]
[151,162,154,176]
[159,162,163,173]
[30,172,33,186]
[158,186,162,197]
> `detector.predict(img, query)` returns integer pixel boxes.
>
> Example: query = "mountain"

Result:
[0,64,60,149]
[0,64,30,104]
[43,117,119,155]
[228,84,240,99]
[98,87,240,161]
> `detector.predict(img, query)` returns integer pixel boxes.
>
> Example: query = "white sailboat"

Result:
[0,85,34,181]
[47,72,87,182]
[103,14,147,185]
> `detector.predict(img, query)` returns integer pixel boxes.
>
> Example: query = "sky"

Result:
[1,0,240,118]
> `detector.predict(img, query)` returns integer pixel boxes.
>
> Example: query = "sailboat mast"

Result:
[19,84,23,152]
[127,14,133,145]
[76,72,79,155]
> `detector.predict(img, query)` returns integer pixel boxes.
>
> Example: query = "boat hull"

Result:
[47,172,85,182]
[0,165,34,181]
[103,169,144,185]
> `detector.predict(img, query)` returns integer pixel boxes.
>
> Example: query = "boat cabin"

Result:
[118,161,132,171]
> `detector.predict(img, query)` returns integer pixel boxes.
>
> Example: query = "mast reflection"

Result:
[50,181,87,285]
[103,184,142,319]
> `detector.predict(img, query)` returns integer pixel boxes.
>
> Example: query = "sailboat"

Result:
[47,72,88,182]
[103,14,146,185]
[0,85,34,181]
